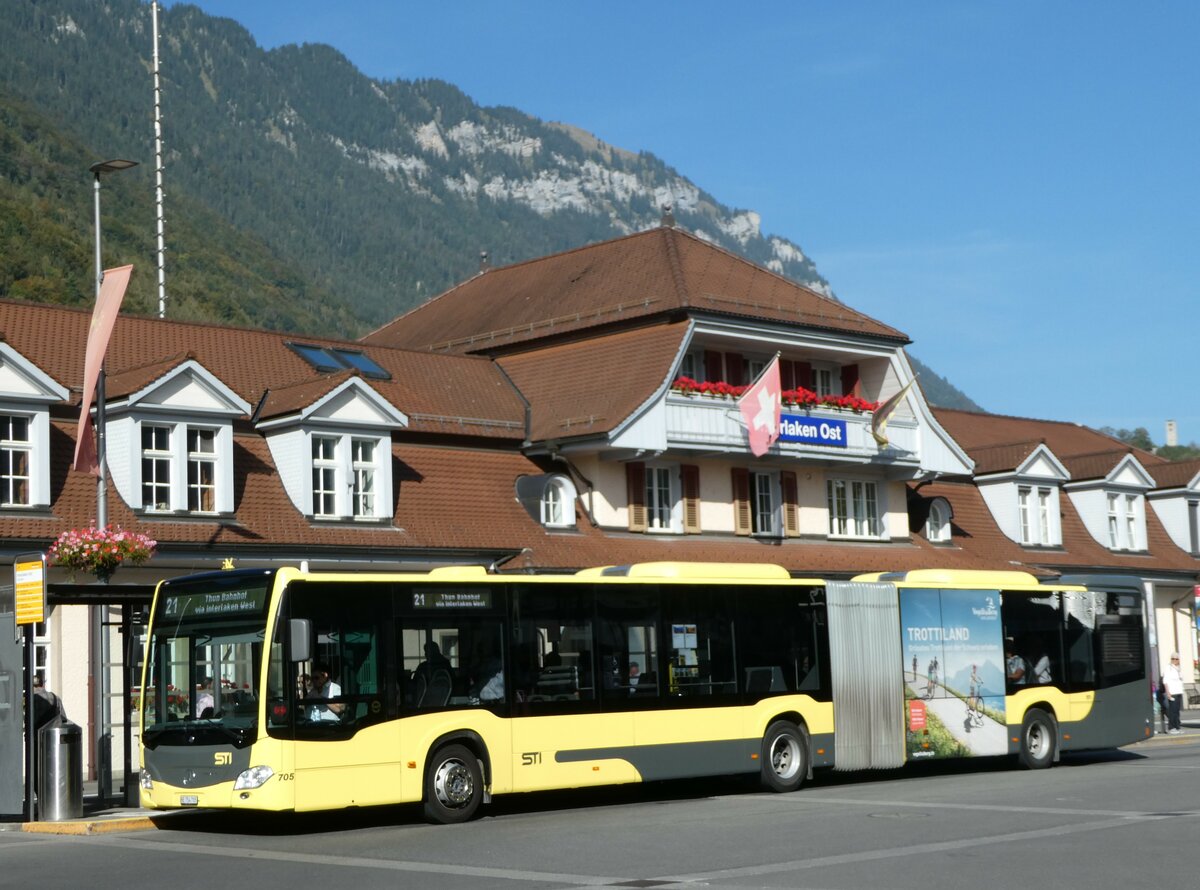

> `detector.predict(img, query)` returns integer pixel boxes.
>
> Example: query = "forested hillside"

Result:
[0,0,982,411]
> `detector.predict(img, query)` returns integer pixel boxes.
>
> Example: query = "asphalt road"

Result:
[3,735,1196,890]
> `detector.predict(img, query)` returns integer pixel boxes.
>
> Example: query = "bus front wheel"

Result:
[424,744,483,823]
[760,720,807,792]
[1018,708,1056,770]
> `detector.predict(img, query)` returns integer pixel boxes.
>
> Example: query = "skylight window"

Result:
[287,343,391,380]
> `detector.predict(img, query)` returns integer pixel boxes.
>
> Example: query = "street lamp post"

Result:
[88,158,137,805]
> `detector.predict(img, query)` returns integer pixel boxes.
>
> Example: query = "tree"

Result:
[1099,426,1156,452]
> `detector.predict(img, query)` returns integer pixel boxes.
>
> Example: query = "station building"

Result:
[1,222,1195,791]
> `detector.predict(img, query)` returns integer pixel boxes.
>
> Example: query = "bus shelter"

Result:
[0,578,153,820]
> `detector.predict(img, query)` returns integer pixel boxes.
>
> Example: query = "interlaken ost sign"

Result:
[778,415,848,448]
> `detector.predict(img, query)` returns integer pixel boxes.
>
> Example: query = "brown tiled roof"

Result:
[1059,450,1137,483]
[362,227,908,354]
[968,441,1045,475]
[932,408,1196,489]
[497,322,689,441]
[1147,459,1200,490]
[103,353,193,399]
[0,299,526,439]
[255,371,360,421]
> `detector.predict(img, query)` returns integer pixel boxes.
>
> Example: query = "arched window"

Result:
[540,475,577,528]
[926,498,952,543]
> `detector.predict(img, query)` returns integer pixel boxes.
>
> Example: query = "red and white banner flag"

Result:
[738,354,781,457]
[73,264,133,475]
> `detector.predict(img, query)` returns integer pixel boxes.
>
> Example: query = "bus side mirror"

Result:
[290,619,311,663]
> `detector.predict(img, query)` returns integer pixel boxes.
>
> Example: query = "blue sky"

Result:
[167,1,1199,443]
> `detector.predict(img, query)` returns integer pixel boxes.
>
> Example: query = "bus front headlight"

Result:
[233,765,274,790]
[140,770,154,791]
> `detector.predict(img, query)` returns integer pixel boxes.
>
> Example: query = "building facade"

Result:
[1,223,1196,785]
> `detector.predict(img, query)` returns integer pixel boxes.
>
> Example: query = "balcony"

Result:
[664,392,919,463]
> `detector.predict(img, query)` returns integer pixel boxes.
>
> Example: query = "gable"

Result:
[0,343,69,403]
[1017,447,1068,481]
[116,360,251,417]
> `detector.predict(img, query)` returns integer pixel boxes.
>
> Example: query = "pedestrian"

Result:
[1161,652,1185,734]
[32,675,65,730]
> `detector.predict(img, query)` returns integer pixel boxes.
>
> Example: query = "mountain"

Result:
[0,0,982,410]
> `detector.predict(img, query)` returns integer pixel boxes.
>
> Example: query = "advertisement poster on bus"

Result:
[899,587,1006,760]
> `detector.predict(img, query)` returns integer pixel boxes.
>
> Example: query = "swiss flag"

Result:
[738,354,781,457]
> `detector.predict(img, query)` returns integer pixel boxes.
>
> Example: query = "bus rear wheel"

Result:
[424,744,483,823]
[1018,708,1056,770]
[760,720,807,792]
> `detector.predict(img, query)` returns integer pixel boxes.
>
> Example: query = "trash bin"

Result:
[37,717,83,821]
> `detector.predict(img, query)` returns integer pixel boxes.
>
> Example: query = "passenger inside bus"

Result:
[1005,640,1028,685]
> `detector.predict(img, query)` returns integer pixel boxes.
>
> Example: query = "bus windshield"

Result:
[142,571,274,748]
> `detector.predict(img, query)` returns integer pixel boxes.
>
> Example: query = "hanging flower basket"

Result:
[49,525,157,583]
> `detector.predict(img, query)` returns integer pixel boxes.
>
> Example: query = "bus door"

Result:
[509,584,635,791]
[287,582,399,810]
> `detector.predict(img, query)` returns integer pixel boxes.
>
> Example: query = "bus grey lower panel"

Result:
[825,581,905,770]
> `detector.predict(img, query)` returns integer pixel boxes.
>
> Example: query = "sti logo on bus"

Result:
[213,752,232,766]
[521,752,542,766]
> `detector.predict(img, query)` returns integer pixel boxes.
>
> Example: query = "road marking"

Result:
[658,814,1168,883]
[782,795,1152,819]
[83,835,623,886]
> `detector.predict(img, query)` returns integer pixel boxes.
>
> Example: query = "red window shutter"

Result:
[795,361,813,390]
[626,462,646,532]
[841,363,860,397]
[704,350,724,383]
[781,471,800,537]
[726,352,746,386]
[780,360,797,392]
[681,464,701,534]
[731,467,751,536]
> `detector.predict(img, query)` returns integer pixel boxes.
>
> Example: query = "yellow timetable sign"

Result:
[15,557,45,626]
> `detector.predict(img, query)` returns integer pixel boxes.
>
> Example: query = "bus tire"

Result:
[1018,708,1056,770]
[424,743,483,824]
[760,720,807,793]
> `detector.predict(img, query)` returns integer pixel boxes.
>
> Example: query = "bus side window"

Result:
[1062,591,1096,691]
[737,586,828,700]
[511,584,595,707]
[1095,592,1145,688]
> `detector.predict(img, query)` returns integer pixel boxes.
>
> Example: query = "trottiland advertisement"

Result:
[900,587,1007,759]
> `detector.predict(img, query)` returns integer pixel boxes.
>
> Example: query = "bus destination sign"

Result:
[161,585,269,620]
[412,588,493,610]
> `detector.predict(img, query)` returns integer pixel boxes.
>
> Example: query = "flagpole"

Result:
[87,159,137,806]
[742,351,782,391]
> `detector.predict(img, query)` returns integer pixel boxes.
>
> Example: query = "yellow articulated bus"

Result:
[138,563,1150,822]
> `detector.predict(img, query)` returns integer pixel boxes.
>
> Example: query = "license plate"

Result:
[179,795,199,807]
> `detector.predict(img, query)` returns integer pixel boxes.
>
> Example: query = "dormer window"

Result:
[1018,485,1054,546]
[1106,492,1143,550]
[0,415,31,507]
[0,344,69,510]
[309,432,387,520]
[187,429,217,512]
[540,475,577,528]
[138,421,226,514]
[926,497,952,543]
[259,377,406,523]
[141,425,172,511]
